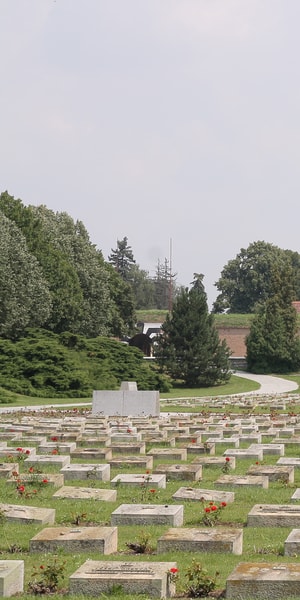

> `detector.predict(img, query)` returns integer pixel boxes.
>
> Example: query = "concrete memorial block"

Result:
[60,463,110,481]
[226,562,300,599]
[53,486,117,501]
[92,389,160,417]
[291,489,300,501]
[247,504,300,527]
[248,443,285,456]
[6,473,64,487]
[30,526,117,554]
[284,529,300,556]
[111,473,166,489]
[111,504,184,526]
[0,447,36,459]
[110,433,142,443]
[172,487,234,504]
[277,457,300,469]
[215,474,269,489]
[69,560,177,598]
[24,454,70,468]
[108,456,153,469]
[205,437,239,448]
[0,463,19,479]
[174,435,202,445]
[223,449,264,461]
[154,463,202,482]
[38,442,76,454]
[238,434,262,444]
[109,442,145,454]
[0,560,24,597]
[147,448,187,461]
[0,503,55,524]
[192,456,236,469]
[157,527,243,555]
[186,442,215,455]
[70,448,113,460]
[247,465,294,483]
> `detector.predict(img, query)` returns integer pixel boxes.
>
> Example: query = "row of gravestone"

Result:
[2,410,297,597]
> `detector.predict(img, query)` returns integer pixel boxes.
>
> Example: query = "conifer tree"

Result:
[246,262,300,373]
[156,274,231,386]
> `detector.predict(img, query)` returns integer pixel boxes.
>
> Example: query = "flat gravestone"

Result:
[24,454,70,468]
[69,559,177,598]
[38,442,76,454]
[248,443,285,456]
[192,456,236,469]
[110,442,145,454]
[0,503,55,524]
[291,489,300,501]
[111,474,166,489]
[172,487,234,504]
[0,463,19,478]
[277,457,300,469]
[226,562,300,599]
[157,527,243,555]
[6,473,64,487]
[154,464,202,481]
[186,442,216,455]
[0,560,24,597]
[30,526,117,554]
[108,456,153,469]
[92,389,160,417]
[223,449,263,461]
[111,504,184,526]
[52,486,117,501]
[60,464,110,481]
[247,504,300,527]
[215,475,269,489]
[247,465,294,483]
[70,448,112,460]
[284,529,300,556]
[147,448,187,461]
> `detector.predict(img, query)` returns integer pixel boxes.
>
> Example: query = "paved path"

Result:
[235,371,298,394]
[0,374,298,414]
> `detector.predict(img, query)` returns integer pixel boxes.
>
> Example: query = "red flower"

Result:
[225,457,230,462]
[149,489,156,493]
[191,439,196,443]
[127,428,132,433]
[205,507,211,513]
[42,479,49,484]
[209,501,214,505]
[12,471,18,477]
[51,437,58,442]
[146,470,150,474]
[29,467,34,473]
[25,450,30,455]
[220,501,227,507]
[170,567,178,574]
[16,448,23,452]
[17,485,25,493]
[255,461,260,465]
[211,505,218,511]
[40,565,44,570]
[51,449,58,455]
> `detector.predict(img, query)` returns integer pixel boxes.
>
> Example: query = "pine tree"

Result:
[108,237,136,282]
[156,274,231,386]
[246,262,300,373]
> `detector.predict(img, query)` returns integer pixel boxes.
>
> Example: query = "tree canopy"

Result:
[156,274,231,387]
[246,262,300,373]
[213,241,300,313]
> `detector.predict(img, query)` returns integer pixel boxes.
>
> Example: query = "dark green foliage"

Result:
[156,274,231,387]
[108,236,136,282]
[213,240,300,313]
[246,263,300,373]
[0,330,169,397]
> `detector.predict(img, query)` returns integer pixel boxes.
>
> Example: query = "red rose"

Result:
[211,505,217,511]
[225,457,230,462]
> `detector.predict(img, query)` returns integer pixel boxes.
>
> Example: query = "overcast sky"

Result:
[1,1,300,307]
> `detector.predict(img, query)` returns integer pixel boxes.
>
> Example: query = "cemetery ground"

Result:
[2,395,300,600]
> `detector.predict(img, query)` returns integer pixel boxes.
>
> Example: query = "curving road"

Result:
[235,371,298,394]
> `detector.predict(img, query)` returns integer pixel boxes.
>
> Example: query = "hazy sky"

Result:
[1,1,300,307]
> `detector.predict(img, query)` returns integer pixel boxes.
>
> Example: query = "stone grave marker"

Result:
[24,454,70,468]
[215,474,269,489]
[0,560,24,597]
[111,473,166,488]
[108,456,153,469]
[154,463,202,481]
[69,559,177,598]
[30,526,117,554]
[0,463,19,479]
[52,486,117,501]
[111,504,184,526]
[157,527,243,554]
[226,562,300,599]
[0,503,55,524]
[147,448,187,461]
[247,464,294,483]
[284,529,300,556]
[70,448,113,460]
[60,463,110,481]
[172,487,234,504]
[247,504,300,527]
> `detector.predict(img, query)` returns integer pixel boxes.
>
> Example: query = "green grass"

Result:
[136,310,300,329]
[2,413,300,599]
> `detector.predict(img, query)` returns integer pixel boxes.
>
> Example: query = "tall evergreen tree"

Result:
[246,262,300,373]
[156,274,231,386]
[108,237,136,282]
